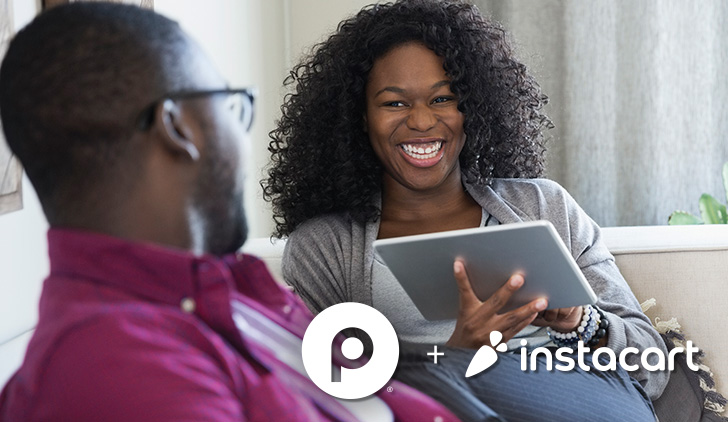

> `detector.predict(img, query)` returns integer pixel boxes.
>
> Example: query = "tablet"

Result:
[372,220,597,321]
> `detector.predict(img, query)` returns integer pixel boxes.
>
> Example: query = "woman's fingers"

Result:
[453,259,481,311]
[454,265,531,317]
[479,273,526,316]
[537,309,559,322]
[532,306,583,332]
[448,265,549,348]
[497,298,547,341]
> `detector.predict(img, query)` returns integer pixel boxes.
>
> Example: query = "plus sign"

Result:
[427,345,445,364]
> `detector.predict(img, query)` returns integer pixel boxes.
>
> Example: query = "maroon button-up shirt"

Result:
[0,229,458,422]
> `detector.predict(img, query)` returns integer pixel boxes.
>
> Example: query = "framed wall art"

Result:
[0,0,21,216]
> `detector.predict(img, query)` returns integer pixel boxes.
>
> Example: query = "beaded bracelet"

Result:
[586,307,609,348]
[547,304,608,349]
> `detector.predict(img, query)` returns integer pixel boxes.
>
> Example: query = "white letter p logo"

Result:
[302,303,399,399]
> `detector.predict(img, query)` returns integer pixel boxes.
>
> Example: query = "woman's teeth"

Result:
[401,141,442,159]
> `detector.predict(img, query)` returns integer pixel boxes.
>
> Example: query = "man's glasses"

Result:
[137,88,255,132]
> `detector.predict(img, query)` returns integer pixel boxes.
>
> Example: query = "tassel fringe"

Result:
[640,298,727,419]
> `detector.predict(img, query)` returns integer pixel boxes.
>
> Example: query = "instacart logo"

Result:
[465,330,699,377]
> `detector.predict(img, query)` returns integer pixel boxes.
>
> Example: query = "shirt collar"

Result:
[47,228,216,307]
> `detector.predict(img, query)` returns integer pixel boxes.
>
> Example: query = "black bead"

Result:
[596,328,606,338]
[601,318,610,330]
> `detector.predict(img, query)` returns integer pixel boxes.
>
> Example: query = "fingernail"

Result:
[509,275,522,288]
[535,299,547,311]
[453,261,461,273]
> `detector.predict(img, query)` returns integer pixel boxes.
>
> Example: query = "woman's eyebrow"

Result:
[430,80,451,89]
[374,80,451,98]
[374,86,405,97]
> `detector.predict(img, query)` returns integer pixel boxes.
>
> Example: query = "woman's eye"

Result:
[432,96,454,104]
[384,101,406,107]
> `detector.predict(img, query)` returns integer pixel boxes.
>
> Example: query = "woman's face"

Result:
[364,42,466,194]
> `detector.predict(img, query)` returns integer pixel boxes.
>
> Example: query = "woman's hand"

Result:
[531,306,583,333]
[446,259,548,349]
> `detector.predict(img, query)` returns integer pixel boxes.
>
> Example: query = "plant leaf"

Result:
[699,193,727,224]
[668,211,703,225]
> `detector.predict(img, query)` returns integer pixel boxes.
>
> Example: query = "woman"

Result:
[264,1,666,420]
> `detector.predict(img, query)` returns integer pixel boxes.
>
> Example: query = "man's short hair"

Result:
[0,3,194,214]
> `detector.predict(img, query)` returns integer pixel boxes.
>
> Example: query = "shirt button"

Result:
[180,297,196,313]
[282,305,292,314]
[434,417,444,422]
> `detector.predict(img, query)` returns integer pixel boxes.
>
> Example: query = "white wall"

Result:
[288,0,372,66]
[0,0,46,343]
[0,175,47,345]
[0,0,47,385]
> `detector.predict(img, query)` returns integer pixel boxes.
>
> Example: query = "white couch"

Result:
[2,225,727,413]
[240,224,728,404]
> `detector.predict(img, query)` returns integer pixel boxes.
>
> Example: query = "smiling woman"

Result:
[264,1,668,420]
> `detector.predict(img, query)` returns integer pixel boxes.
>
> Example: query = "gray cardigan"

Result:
[283,178,669,399]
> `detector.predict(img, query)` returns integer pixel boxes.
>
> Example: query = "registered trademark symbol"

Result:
[387,386,393,393]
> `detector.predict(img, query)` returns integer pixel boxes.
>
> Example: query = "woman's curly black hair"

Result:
[263,0,552,237]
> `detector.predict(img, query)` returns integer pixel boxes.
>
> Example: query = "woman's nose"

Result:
[406,103,437,132]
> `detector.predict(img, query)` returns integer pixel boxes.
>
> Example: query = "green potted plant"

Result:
[668,162,728,225]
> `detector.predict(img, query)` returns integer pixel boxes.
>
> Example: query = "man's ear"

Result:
[153,99,200,161]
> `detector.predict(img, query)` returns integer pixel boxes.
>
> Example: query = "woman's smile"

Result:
[398,138,445,167]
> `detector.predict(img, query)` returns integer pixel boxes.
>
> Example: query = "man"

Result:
[0,4,458,421]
